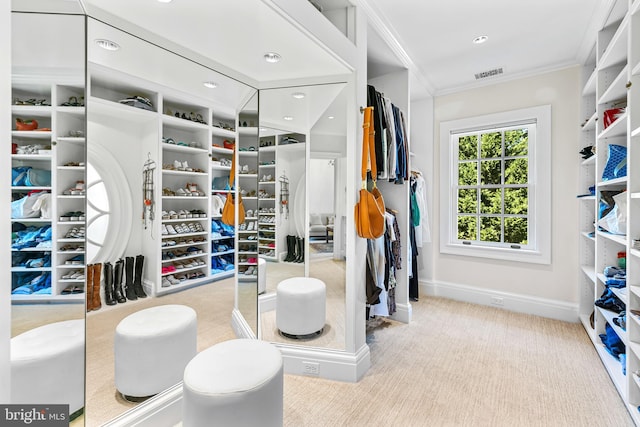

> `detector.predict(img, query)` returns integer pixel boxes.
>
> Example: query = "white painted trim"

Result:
[259,291,277,313]
[439,105,552,265]
[231,308,257,339]
[420,280,579,323]
[389,302,412,324]
[101,382,183,427]
[276,342,370,382]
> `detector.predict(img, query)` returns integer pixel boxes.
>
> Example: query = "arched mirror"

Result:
[9,6,86,423]
[258,83,348,350]
[84,18,257,424]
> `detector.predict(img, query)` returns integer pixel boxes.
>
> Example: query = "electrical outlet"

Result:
[302,361,319,375]
[490,296,504,306]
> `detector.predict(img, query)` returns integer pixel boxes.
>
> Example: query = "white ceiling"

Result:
[363,0,613,97]
[12,0,619,101]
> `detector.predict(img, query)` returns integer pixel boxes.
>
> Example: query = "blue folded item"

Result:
[599,323,625,358]
[606,278,626,288]
[604,266,625,277]
[602,144,627,181]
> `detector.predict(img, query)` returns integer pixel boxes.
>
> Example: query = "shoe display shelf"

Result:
[237,124,259,279]
[258,136,277,262]
[11,80,86,303]
[210,114,237,280]
[159,98,212,295]
[88,64,247,298]
[578,43,598,339]
[579,1,640,423]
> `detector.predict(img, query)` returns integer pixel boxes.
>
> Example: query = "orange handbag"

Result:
[354,106,385,239]
[221,147,245,226]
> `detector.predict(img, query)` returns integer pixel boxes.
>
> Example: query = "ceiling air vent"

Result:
[475,67,504,80]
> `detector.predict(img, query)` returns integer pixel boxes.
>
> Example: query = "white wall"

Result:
[309,158,335,214]
[410,97,434,282]
[430,67,581,316]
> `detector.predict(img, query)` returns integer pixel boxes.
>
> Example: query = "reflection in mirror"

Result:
[236,92,259,337]
[84,18,257,425]
[258,83,347,350]
[10,11,86,423]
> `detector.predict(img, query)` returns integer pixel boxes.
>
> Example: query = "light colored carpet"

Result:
[283,297,634,426]
[261,258,346,349]
[11,285,634,426]
[84,278,237,426]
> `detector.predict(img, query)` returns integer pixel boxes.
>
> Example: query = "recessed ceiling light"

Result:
[264,52,282,63]
[157,0,173,3]
[473,35,488,44]
[328,116,335,120]
[283,116,293,121]
[292,92,305,99]
[260,128,267,132]
[203,81,218,89]
[95,39,120,51]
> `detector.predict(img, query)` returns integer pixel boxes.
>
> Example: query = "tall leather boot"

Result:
[92,262,102,310]
[104,262,116,306]
[86,263,94,312]
[133,255,147,298]
[284,235,295,262]
[295,237,305,263]
[124,256,137,301]
[113,258,126,303]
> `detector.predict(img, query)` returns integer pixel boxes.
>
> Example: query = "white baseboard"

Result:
[389,302,412,323]
[259,291,277,312]
[421,280,579,323]
[102,383,183,427]
[276,342,371,382]
[231,308,257,339]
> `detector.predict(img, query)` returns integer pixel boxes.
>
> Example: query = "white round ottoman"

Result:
[276,277,326,338]
[258,258,267,294]
[115,304,197,398]
[11,319,84,414]
[182,339,283,427]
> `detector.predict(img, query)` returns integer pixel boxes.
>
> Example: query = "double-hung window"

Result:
[439,105,551,264]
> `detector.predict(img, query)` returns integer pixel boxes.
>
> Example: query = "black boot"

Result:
[296,237,305,263]
[284,235,295,262]
[104,262,116,306]
[133,255,147,298]
[113,259,126,303]
[124,256,137,301]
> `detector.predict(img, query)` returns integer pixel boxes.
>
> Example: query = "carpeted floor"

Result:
[13,284,634,426]
[283,297,634,426]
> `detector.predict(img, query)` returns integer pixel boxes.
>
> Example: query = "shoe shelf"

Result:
[582,112,598,131]
[578,1,640,418]
[598,64,629,105]
[598,111,628,139]
[598,16,629,71]
[10,78,86,303]
[211,146,233,155]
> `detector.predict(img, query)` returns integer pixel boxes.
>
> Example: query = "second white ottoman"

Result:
[183,338,283,427]
[276,277,326,338]
[11,319,84,414]
[114,304,197,398]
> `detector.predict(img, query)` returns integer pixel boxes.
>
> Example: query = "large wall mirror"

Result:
[258,83,347,350]
[9,7,86,422]
[84,18,257,425]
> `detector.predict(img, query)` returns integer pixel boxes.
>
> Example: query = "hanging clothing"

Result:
[412,170,431,245]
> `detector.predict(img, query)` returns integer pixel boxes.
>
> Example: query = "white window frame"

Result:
[439,105,551,264]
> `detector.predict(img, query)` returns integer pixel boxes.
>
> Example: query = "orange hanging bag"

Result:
[354,106,385,239]
[221,147,245,226]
